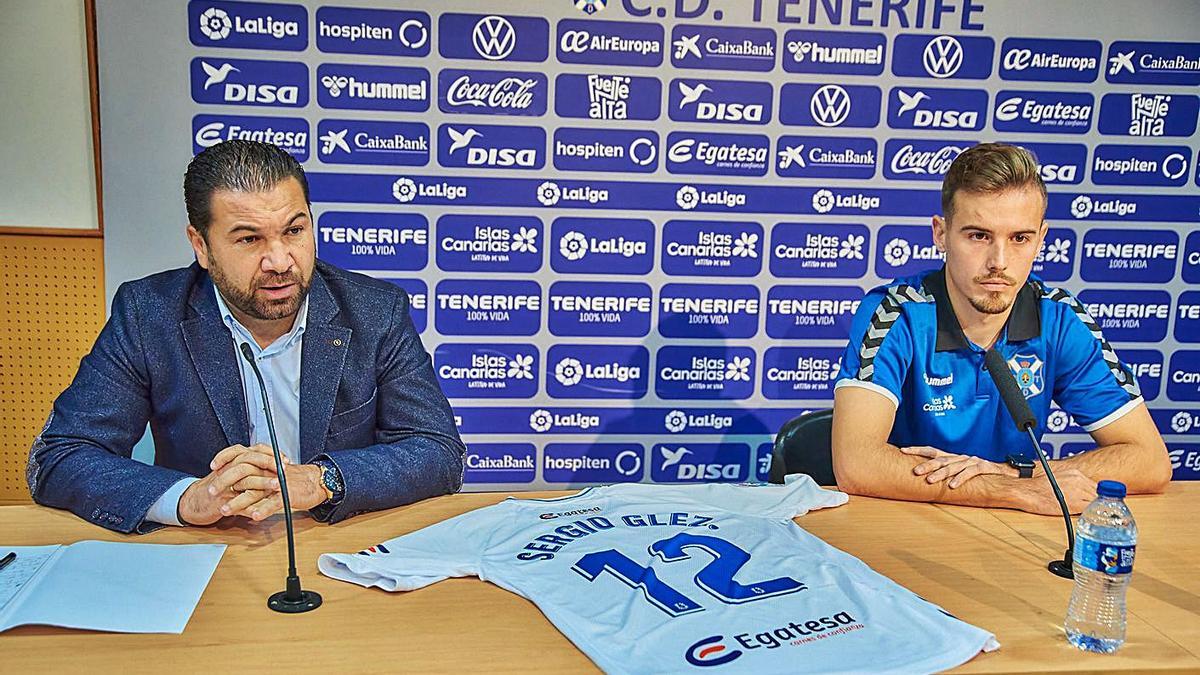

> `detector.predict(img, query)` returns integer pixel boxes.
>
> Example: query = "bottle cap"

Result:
[1097,480,1127,498]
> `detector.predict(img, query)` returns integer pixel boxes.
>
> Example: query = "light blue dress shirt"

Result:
[145,285,308,525]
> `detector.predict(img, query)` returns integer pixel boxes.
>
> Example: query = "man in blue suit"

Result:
[28,140,465,533]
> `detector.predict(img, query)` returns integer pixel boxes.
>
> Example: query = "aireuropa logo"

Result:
[669,79,772,125]
[684,635,743,667]
[438,69,548,116]
[666,132,769,177]
[1081,229,1179,284]
[385,278,427,333]
[1122,349,1164,401]
[391,177,468,204]
[314,6,429,57]
[656,347,756,400]
[662,220,763,277]
[1106,41,1200,86]
[775,135,877,180]
[1078,289,1172,343]
[317,120,429,166]
[875,225,943,276]
[762,347,843,400]
[550,217,654,275]
[652,443,750,482]
[883,139,972,181]
[434,279,542,336]
[674,185,747,211]
[548,281,653,337]
[463,443,536,484]
[782,29,885,76]
[435,215,541,273]
[438,123,545,170]
[1098,93,1200,138]
[553,128,659,173]
[543,444,643,482]
[190,57,308,108]
[554,73,661,121]
[1168,351,1200,402]
[999,37,1101,82]
[662,409,735,434]
[1032,227,1076,282]
[809,189,881,215]
[1068,194,1138,220]
[1176,291,1200,344]
[893,34,994,80]
[547,344,649,399]
[189,1,306,51]
[438,13,548,62]
[1184,233,1200,285]
[192,114,309,160]
[557,18,664,67]
[316,212,427,272]
[1091,144,1191,187]
[779,84,881,128]
[434,344,539,399]
[317,64,428,112]
[769,223,869,279]
[1018,141,1086,185]
[993,90,1094,134]
[658,284,760,339]
[886,87,987,131]
[670,25,777,72]
[766,286,863,340]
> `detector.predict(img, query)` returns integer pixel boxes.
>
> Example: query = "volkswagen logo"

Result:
[473,15,516,60]
[923,36,964,78]
[810,85,851,127]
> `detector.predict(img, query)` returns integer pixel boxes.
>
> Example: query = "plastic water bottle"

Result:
[1064,480,1137,653]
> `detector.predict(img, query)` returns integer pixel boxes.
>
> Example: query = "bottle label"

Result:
[1075,536,1135,574]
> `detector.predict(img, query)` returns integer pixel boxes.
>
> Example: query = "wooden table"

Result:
[3,484,1198,673]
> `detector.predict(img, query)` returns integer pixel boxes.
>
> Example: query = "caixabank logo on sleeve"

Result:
[1106,41,1200,86]
[434,343,538,399]
[189,0,306,51]
[190,57,307,107]
[192,114,309,160]
[435,215,541,273]
[314,6,429,57]
[384,279,426,333]
[438,123,545,170]
[316,212,427,271]
[437,13,549,62]
[543,443,643,483]
[765,286,862,340]
[316,64,429,112]
[892,34,994,79]
[317,119,428,166]
[668,78,773,125]
[1032,227,1076,282]
[1091,144,1191,187]
[1177,291,1200,344]
[438,69,548,116]
[547,344,649,399]
[998,37,1101,82]
[557,18,664,67]
[670,25,777,72]
[883,139,973,181]
[554,74,661,121]
[769,223,869,278]
[435,279,541,336]
[666,132,770,177]
[463,443,536,484]
[662,221,762,277]
[1080,229,1179,283]
[1167,351,1200,401]
[993,90,1094,134]
[775,135,877,180]
[779,83,881,128]
[875,225,944,277]
[762,347,843,400]
[1018,141,1086,185]
[1122,349,1164,400]
[782,29,885,76]
[548,281,653,337]
[651,443,750,482]
[1098,93,1200,138]
[1077,289,1171,343]
[553,128,660,173]
[550,217,654,275]
[658,284,760,339]
[886,87,988,131]
[656,346,756,400]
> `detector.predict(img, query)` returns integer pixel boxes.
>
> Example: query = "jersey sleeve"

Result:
[1048,295,1143,432]
[833,288,915,408]
[637,475,848,521]
[317,504,495,591]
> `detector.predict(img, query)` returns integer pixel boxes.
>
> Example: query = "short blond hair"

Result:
[941,142,1047,219]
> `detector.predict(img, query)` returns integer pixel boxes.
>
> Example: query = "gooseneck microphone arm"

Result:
[239,343,323,612]
[983,348,1075,580]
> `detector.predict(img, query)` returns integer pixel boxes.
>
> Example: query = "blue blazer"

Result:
[28,261,465,533]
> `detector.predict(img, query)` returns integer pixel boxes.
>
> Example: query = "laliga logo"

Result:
[685,635,743,667]
[555,358,585,386]
[392,177,417,203]
[923,35,964,78]
[538,181,561,206]
[529,409,554,432]
[677,185,700,210]
[560,231,589,261]
[1046,410,1071,433]
[883,238,911,267]
[198,7,232,40]
[1172,412,1194,434]
[812,189,835,214]
[665,410,689,433]
[1070,195,1093,219]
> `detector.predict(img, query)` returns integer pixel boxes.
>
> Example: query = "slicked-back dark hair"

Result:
[184,140,310,236]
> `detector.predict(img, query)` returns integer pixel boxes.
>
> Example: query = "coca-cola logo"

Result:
[888,142,967,176]
[445,74,539,110]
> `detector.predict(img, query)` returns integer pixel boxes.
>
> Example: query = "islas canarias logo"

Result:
[685,635,743,667]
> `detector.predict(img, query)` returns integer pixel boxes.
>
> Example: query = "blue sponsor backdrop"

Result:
[141,0,1200,492]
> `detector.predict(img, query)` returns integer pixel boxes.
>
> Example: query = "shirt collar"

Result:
[212,281,309,355]
[923,267,1041,353]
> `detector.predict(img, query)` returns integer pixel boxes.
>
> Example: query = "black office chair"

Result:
[768,409,836,486]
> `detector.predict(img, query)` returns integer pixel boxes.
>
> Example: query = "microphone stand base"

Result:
[1048,558,1075,580]
[268,589,323,613]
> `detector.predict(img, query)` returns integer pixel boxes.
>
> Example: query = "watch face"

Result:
[1009,455,1034,469]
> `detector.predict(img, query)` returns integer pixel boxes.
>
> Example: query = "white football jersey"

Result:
[319,477,998,674]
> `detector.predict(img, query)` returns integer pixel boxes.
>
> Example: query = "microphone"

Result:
[983,348,1075,580]
[239,343,323,612]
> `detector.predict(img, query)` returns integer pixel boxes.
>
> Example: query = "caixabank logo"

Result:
[875,225,943,277]
[190,57,308,108]
[662,220,763,277]
[656,346,756,400]
[670,25,777,72]
[543,443,643,483]
[1122,349,1164,401]
[316,212,427,272]
[438,69,548,116]
[666,132,770,177]
[1106,41,1200,86]
[1168,351,1200,402]
[384,279,426,333]
[769,223,868,279]
[1091,144,1191,187]
[189,0,306,51]
[993,90,1094,134]
[463,443,536,484]
[548,281,653,337]
[551,217,654,275]
[1019,141,1086,185]
[892,34,994,79]
[782,29,885,76]
[316,64,429,113]
[438,123,545,171]
[779,83,882,128]
[317,120,428,167]
[554,128,660,173]
[1080,229,1179,283]
[883,139,973,182]
[1031,227,1076,282]
[774,135,877,180]
[557,18,664,67]
[658,284,760,339]
[436,215,541,273]
[437,13,549,62]
[435,343,538,399]
[765,286,862,340]
[554,73,661,121]
[762,347,843,400]
[1177,291,1200,344]
[998,37,1101,82]
[651,443,751,482]
[435,279,541,336]
[668,78,773,125]
[547,344,649,400]
[192,114,309,160]
[1077,289,1171,343]
[886,87,988,131]
[1098,93,1200,138]
[314,6,429,57]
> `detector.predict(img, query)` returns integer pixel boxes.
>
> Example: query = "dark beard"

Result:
[968,292,1012,315]
[208,259,310,322]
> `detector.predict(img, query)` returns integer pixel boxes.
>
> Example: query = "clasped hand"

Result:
[178,444,326,525]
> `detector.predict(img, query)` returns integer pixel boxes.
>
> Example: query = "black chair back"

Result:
[768,409,835,486]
